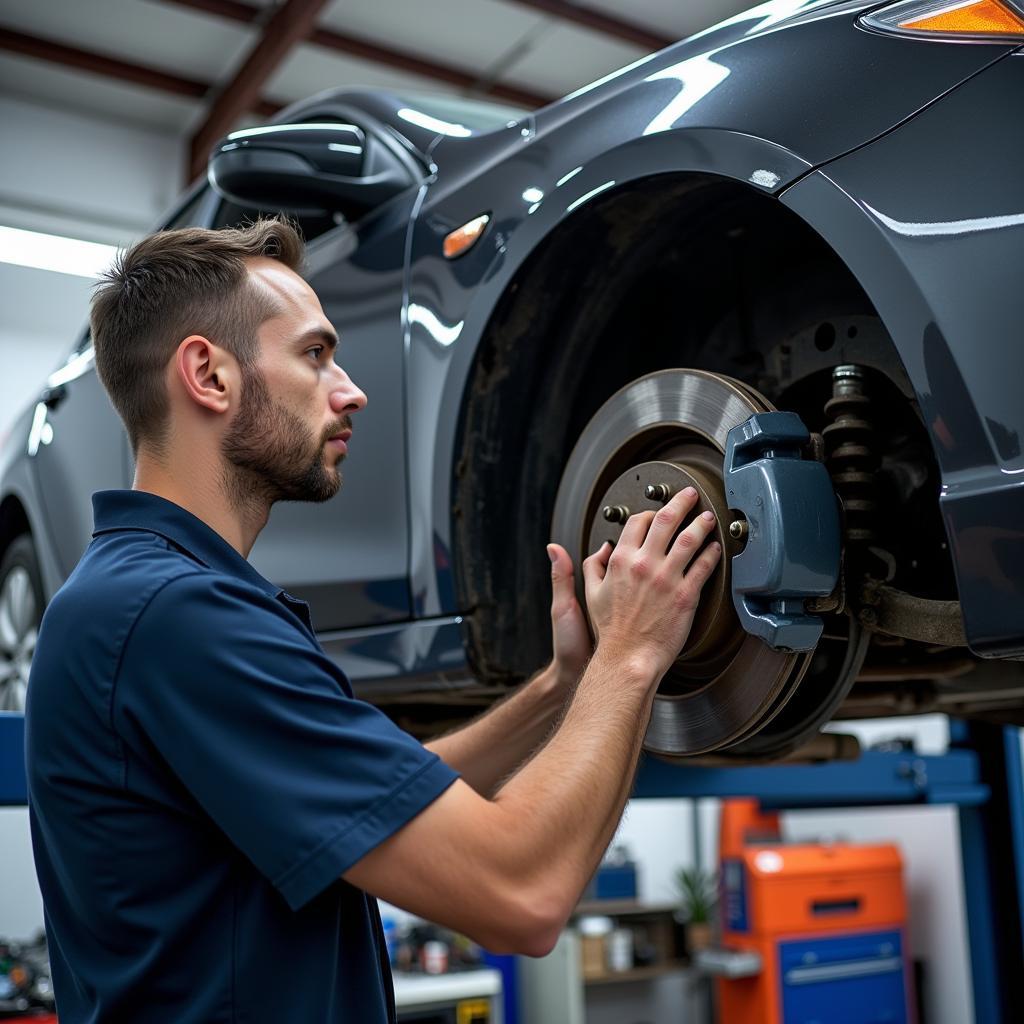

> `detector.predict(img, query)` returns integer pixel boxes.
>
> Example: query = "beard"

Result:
[221,363,346,509]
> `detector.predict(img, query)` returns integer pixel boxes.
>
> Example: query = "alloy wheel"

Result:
[0,563,38,712]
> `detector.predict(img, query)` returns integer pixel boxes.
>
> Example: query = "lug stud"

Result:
[644,483,672,502]
[602,505,630,524]
[729,519,748,540]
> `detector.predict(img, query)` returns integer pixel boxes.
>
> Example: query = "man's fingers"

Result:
[582,541,612,587]
[617,509,656,549]
[666,506,718,572]
[547,543,576,611]
[683,539,723,588]
[641,486,701,554]
[548,543,571,581]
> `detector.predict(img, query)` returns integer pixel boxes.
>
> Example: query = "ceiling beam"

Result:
[158,0,553,109]
[508,0,673,51]
[0,27,283,118]
[188,0,329,182]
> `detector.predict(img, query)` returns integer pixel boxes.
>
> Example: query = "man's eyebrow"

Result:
[297,327,339,352]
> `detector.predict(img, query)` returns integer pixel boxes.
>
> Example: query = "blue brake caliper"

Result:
[723,411,841,652]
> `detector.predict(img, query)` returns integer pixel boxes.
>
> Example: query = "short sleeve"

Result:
[115,572,459,910]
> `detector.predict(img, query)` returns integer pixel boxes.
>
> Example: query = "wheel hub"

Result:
[551,369,814,757]
[589,457,739,682]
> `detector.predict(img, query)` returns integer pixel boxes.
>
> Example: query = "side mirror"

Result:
[208,122,411,213]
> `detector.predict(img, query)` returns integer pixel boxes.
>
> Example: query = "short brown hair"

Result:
[90,216,305,454]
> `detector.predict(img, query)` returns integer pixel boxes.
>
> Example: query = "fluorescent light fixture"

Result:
[0,225,119,279]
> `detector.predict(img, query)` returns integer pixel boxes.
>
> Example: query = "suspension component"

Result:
[823,365,879,548]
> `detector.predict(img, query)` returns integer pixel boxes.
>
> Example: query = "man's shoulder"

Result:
[53,529,205,621]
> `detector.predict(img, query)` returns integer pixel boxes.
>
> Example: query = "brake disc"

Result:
[723,616,870,759]
[551,369,814,757]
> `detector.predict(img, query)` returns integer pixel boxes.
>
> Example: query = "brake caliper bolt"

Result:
[644,483,672,502]
[602,505,630,524]
[729,519,748,540]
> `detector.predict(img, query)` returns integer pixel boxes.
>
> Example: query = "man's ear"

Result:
[174,335,237,414]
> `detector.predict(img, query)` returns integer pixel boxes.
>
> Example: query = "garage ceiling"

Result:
[0,0,754,180]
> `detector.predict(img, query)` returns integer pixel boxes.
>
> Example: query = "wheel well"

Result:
[452,172,917,685]
[0,495,31,559]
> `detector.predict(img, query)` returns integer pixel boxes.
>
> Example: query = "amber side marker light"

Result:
[860,0,1024,39]
[443,214,490,259]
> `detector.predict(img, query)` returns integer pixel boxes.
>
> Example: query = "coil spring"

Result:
[822,364,878,547]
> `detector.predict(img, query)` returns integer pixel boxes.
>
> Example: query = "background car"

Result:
[3,0,1024,759]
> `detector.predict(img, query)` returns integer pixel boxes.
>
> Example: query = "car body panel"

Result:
[0,402,65,601]
[401,4,1015,624]
[246,195,416,631]
[781,50,1024,656]
[30,359,129,579]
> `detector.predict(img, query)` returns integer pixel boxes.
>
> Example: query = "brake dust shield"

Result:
[550,369,812,758]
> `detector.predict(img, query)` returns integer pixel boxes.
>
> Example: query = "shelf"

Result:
[584,962,689,986]
[575,900,678,918]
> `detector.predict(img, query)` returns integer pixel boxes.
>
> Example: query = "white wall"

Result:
[0,808,45,941]
[0,94,188,437]
[0,94,182,245]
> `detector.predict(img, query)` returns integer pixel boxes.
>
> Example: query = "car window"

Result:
[164,187,210,231]
[209,200,341,245]
[70,188,210,357]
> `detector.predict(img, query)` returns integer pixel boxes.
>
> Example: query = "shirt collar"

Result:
[91,489,282,601]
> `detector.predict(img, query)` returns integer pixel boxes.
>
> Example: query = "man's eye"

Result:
[307,346,324,361]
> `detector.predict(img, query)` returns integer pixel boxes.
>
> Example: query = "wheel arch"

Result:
[450,166,917,684]
[0,493,31,557]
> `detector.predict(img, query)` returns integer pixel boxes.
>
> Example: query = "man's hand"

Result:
[583,486,721,683]
[545,543,592,688]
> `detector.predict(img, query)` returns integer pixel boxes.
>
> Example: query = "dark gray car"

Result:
[3,0,1024,759]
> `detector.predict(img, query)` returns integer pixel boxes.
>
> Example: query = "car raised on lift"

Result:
[3,0,1024,759]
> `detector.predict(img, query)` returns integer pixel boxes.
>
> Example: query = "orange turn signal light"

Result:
[862,0,1024,39]
[443,214,490,259]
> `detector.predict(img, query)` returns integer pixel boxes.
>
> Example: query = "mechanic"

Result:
[25,217,722,1023]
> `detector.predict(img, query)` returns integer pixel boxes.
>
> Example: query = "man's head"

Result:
[91,217,366,509]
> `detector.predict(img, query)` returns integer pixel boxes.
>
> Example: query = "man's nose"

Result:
[329,369,367,415]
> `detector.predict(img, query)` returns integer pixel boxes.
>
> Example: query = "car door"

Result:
[210,139,419,632]
[30,187,213,578]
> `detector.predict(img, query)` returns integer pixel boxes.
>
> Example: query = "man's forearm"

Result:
[482,650,656,926]
[425,663,571,797]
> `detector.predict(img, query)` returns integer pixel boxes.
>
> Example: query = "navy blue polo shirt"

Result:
[25,489,458,1023]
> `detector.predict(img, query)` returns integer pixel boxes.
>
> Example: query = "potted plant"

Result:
[675,866,717,953]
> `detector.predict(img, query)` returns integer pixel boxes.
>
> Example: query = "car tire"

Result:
[0,534,44,712]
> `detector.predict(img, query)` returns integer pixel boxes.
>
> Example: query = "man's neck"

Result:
[132,448,269,559]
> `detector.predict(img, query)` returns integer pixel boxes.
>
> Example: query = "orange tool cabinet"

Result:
[717,799,915,1024]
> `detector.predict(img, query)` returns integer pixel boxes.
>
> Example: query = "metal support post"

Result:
[951,721,1024,1023]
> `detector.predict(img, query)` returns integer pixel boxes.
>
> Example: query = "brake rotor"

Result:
[551,369,814,757]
